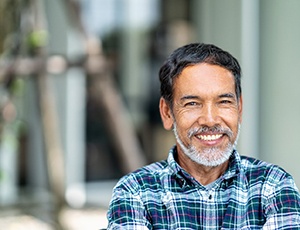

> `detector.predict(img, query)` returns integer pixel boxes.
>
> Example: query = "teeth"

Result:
[197,134,222,141]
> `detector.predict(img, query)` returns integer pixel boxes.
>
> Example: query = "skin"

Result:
[159,63,243,185]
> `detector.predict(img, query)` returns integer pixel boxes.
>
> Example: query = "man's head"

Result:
[158,43,243,167]
[159,43,241,106]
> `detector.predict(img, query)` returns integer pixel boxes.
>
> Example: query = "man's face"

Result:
[160,63,243,167]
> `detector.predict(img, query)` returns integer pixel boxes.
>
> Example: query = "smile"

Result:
[196,134,223,141]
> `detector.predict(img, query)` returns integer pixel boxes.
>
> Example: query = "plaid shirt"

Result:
[107,146,300,229]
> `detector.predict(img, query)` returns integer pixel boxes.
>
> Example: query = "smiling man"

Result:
[107,43,300,229]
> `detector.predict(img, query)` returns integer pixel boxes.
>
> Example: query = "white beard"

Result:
[173,123,240,167]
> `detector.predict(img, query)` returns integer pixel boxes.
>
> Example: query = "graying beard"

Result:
[173,123,240,167]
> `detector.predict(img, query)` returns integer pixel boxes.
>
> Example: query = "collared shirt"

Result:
[107,146,300,229]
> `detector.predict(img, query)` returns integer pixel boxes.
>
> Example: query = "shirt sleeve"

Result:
[263,176,300,229]
[107,187,151,230]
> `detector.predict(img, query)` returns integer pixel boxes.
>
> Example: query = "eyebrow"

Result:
[180,95,200,101]
[180,93,236,101]
[219,93,236,99]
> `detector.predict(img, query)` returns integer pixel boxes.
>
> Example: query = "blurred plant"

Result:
[0,0,30,200]
[0,0,33,130]
[27,30,48,53]
[0,0,31,54]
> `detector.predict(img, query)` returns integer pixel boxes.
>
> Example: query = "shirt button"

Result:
[179,178,186,187]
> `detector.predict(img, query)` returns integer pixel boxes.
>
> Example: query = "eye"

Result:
[218,99,238,108]
[184,101,199,107]
[220,100,232,104]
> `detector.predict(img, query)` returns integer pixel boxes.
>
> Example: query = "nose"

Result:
[198,104,220,127]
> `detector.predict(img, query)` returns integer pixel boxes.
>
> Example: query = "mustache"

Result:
[188,125,233,139]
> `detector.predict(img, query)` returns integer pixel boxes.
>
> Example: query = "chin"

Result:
[182,145,233,167]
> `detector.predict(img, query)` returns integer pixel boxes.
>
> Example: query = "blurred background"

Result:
[0,0,300,229]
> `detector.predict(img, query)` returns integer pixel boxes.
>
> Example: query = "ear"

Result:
[159,97,174,130]
[238,95,243,123]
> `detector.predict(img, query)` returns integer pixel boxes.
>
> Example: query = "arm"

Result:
[107,187,151,230]
[263,176,300,229]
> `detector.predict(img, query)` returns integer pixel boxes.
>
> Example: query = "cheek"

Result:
[225,116,241,137]
[224,114,239,127]
[220,107,241,122]
[176,110,200,127]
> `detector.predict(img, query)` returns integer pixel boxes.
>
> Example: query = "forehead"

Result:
[173,63,235,96]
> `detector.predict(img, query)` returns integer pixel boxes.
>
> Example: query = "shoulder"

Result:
[239,155,295,186]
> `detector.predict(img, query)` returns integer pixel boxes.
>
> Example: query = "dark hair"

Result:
[159,43,241,104]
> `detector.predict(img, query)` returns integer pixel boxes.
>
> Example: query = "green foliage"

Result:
[0,0,31,54]
[27,30,48,50]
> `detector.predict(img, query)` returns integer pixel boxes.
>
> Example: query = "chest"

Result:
[143,186,266,229]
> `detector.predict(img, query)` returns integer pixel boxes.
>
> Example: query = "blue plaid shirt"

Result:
[107,146,300,229]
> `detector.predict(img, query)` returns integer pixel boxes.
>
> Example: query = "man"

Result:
[107,43,300,229]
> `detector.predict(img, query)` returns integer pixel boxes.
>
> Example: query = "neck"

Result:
[177,150,229,185]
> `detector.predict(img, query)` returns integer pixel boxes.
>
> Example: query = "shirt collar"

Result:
[223,150,243,179]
